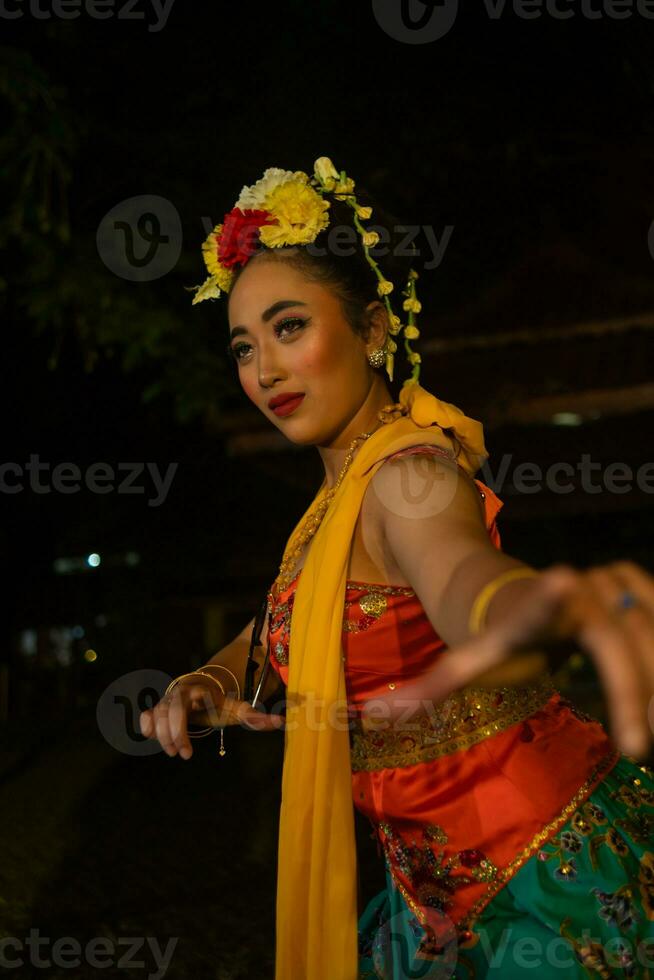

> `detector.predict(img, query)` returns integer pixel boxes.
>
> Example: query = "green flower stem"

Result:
[402,275,421,384]
[313,165,423,385]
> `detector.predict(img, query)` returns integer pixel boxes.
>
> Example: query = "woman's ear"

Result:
[363,300,390,350]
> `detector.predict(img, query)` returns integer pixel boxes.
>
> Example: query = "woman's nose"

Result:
[257,349,286,388]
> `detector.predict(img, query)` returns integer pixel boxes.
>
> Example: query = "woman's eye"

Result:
[230,342,252,361]
[228,317,308,363]
[274,316,307,338]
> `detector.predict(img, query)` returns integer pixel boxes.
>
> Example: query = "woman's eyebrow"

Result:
[230,299,308,340]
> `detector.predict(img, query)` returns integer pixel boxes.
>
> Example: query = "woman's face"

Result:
[227,256,378,446]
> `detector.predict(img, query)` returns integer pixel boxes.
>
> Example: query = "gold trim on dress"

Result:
[383,748,621,935]
[460,748,621,930]
[345,580,416,596]
[350,676,558,772]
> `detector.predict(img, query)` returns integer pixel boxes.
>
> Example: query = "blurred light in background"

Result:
[551,412,584,427]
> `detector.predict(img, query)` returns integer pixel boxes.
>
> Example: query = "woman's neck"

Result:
[317,380,394,490]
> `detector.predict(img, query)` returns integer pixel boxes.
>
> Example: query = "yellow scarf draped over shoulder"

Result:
[275,383,489,979]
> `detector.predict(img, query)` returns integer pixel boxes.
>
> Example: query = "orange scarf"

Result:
[275,383,489,978]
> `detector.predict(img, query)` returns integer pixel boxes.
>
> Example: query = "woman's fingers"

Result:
[168,686,198,760]
[233,700,286,732]
[144,684,197,758]
[154,696,180,757]
[571,564,653,757]
[611,561,654,704]
[139,708,153,737]
[141,687,285,757]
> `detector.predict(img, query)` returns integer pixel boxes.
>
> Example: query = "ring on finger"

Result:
[615,590,639,615]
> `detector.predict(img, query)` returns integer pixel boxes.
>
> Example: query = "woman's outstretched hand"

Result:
[139,675,285,760]
[360,562,654,758]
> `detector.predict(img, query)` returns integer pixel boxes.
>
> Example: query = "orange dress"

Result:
[265,447,650,976]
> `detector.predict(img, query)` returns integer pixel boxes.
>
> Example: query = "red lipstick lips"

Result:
[268,392,305,417]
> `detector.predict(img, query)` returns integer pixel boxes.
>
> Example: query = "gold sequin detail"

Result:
[350,676,557,772]
[342,582,415,633]
[359,592,388,617]
[377,821,499,920]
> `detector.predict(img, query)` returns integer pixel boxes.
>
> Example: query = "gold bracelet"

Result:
[164,671,229,757]
[199,663,241,701]
[468,567,541,636]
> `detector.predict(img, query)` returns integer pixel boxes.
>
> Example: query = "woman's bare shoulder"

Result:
[363,445,485,527]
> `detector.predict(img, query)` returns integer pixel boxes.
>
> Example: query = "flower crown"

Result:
[191,156,422,385]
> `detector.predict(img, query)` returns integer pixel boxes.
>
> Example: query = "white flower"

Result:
[235,168,297,210]
[314,157,340,184]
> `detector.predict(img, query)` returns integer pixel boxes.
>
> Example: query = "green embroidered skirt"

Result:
[358,754,654,979]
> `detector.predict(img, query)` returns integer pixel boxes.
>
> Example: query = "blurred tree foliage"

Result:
[0,45,233,427]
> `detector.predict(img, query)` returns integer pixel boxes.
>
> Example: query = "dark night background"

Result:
[1,2,654,977]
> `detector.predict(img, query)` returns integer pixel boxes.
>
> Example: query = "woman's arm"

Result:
[372,451,549,683]
[139,614,285,756]
[192,614,283,721]
[369,451,654,756]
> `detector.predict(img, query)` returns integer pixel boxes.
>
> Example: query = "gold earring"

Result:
[367,343,386,368]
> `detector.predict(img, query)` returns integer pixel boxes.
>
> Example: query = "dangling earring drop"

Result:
[367,342,387,369]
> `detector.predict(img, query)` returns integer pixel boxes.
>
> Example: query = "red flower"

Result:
[218,207,278,268]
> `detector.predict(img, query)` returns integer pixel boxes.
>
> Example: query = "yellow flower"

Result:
[236,167,297,210]
[216,266,234,292]
[259,180,330,247]
[334,177,355,199]
[404,325,420,340]
[387,338,397,353]
[191,273,232,305]
[408,352,422,365]
[201,224,223,274]
[389,314,401,333]
[403,298,422,314]
[199,225,234,296]
[408,268,419,280]
[361,231,380,248]
[356,205,373,220]
[377,279,394,296]
[314,157,340,185]
[201,225,233,287]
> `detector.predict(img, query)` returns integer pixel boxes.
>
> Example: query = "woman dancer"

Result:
[140,157,654,979]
